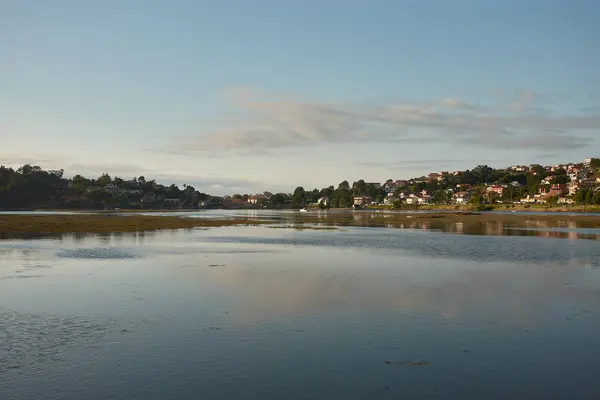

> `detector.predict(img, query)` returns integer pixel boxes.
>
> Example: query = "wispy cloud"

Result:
[0,153,68,168]
[437,98,488,112]
[581,106,600,115]
[357,158,499,171]
[508,90,536,112]
[164,89,598,154]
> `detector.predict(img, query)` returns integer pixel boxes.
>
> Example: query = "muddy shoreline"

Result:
[0,214,266,238]
[2,211,600,238]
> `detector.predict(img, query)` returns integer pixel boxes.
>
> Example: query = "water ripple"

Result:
[56,248,139,259]
[0,309,120,373]
[199,229,600,266]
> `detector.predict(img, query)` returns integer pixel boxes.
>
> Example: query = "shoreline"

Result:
[2,203,598,214]
[0,214,267,238]
[312,205,600,213]
[1,211,600,238]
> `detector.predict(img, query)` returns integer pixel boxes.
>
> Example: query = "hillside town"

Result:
[218,157,600,209]
[1,158,599,210]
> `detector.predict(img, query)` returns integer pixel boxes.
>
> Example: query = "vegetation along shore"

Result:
[0,214,266,239]
[1,158,599,212]
[2,211,600,239]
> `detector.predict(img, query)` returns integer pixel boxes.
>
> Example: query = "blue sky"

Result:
[2,0,599,195]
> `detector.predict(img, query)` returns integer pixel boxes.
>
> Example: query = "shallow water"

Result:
[1,225,600,399]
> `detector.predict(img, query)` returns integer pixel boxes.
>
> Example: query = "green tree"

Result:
[309,188,320,203]
[292,186,306,205]
[270,193,286,205]
[166,184,181,199]
[333,181,351,208]
[469,194,483,205]
[431,190,450,204]
[575,189,587,204]
[352,180,367,196]
[547,195,559,206]
[553,174,569,184]
[486,192,501,204]
[97,173,112,186]
[530,164,545,175]
[321,186,335,198]
[71,174,89,190]
[585,189,593,204]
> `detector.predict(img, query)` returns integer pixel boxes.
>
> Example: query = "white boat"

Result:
[299,208,308,212]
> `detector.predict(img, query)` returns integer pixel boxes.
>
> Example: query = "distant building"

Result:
[558,197,576,205]
[247,194,268,205]
[103,184,124,195]
[569,182,580,196]
[405,196,418,205]
[456,184,473,191]
[427,173,440,181]
[317,196,330,207]
[486,185,504,195]
[418,195,431,205]
[453,191,471,204]
[85,186,101,193]
[353,196,372,206]
[520,194,546,204]
[383,197,396,206]
[510,165,528,172]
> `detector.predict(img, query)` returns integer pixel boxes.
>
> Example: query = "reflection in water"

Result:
[201,229,600,268]
[197,256,598,329]
[279,212,600,240]
[1,224,600,399]
[1,210,600,241]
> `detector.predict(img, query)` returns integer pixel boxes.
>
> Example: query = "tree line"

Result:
[282,163,600,207]
[1,161,599,210]
[0,165,209,210]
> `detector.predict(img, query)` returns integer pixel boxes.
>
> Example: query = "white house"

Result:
[558,197,575,205]
[103,184,124,195]
[417,195,431,205]
[453,191,471,204]
[353,196,372,206]
[317,196,330,207]
[383,197,396,206]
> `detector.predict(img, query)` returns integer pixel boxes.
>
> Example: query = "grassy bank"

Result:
[311,204,600,213]
[0,214,266,238]
[2,211,600,239]
[410,204,600,213]
[279,210,600,231]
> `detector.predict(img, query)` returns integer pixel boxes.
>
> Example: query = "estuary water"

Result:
[1,215,600,399]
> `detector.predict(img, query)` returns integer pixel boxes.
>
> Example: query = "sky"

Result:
[2,0,599,195]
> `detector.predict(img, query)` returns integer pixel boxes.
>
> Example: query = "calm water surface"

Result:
[1,223,600,399]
